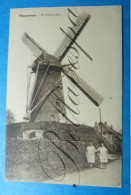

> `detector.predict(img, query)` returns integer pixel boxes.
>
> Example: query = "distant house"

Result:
[94,122,122,153]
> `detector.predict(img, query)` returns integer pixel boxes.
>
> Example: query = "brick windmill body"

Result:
[22,12,104,123]
[27,53,66,122]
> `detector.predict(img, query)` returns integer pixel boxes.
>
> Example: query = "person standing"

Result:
[86,142,96,168]
[97,143,108,168]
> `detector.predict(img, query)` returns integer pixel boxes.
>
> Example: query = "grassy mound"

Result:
[5,121,118,182]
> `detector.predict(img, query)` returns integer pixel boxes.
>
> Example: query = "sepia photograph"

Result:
[5,6,122,187]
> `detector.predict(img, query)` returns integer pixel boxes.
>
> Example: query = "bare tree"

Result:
[6,109,16,125]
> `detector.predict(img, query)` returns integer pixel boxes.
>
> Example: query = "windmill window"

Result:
[59,82,62,89]
[56,99,60,106]
[50,114,55,122]
[62,111,65,117]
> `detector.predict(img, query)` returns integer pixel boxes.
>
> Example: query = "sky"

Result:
[6,6,122,131]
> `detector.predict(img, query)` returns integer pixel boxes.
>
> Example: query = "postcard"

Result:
[5,6,122,187]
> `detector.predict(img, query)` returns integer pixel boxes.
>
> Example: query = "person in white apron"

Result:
[97,143,108,168]
[86,142,96,168]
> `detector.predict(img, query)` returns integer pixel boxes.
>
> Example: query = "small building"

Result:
[94,122,122,153]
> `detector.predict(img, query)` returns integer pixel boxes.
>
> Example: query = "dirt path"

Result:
[47,159,122,187]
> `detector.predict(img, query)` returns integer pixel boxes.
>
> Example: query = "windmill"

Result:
[22,11,104,123]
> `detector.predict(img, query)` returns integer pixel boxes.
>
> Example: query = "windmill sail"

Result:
[63,67,104,106]
[28,66,104,117]
[22,32,47,57]
[54,12,91,62]
[21,12,104,121]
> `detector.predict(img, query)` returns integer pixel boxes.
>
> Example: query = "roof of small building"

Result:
[95,122,122,140]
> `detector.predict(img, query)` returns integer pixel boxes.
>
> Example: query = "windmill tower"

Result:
[22,12,104,123]
[23,38,66,122]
